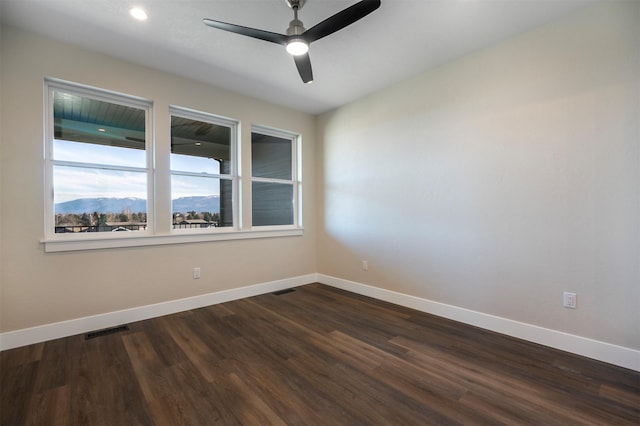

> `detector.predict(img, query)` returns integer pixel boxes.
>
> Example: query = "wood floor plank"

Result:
[1,361,39,426]
[394,335,597,424]
[137,317,188,368]
[26,385,70,426]
[32,338,69,393]
[89,335,153,426]
[600,383,640,408]
[226,372,287,426]
[0,343,43,368]
[1,283,638,425]
[65,338,99,426]
[221,355,327,425]
[152,360,239,426]
[122,332,170,403]
[157,315,221,383]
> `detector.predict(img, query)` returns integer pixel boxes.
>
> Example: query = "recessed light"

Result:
[129,7,148,21]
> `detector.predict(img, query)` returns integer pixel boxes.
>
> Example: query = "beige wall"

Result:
[0,26,316,332]
[317,1,639,350]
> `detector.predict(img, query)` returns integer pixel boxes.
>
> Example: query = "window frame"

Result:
[250,124,302,230]
[41,79,303,253]
[44,78,155,241]
[169,105,240,233]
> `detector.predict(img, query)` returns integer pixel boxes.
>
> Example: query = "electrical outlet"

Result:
[362,260,368,271]
[193,267,201,279]
[563,292,577,309]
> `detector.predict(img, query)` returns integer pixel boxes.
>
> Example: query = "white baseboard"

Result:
[0,274,316,351]
[2,273,638,372]
[317,274,640,372]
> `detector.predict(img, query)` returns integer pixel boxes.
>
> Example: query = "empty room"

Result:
[1,0,638,424]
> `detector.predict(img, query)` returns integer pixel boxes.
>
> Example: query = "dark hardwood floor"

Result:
[1,283,639,425]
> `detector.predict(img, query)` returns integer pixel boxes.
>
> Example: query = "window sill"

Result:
[42,228,304,253]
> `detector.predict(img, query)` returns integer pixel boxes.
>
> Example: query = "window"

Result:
[251,126,301,227]
[43,79,302,252]
[45,80,152,236]
[170,107,238,230]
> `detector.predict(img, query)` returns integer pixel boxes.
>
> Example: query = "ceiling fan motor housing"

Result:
[286,0,306,36]
[285,0,306,10]
[287,18,306,36]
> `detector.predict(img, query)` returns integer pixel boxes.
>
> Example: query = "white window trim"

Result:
[43,78,155,240]
[41,79,304,252]
[251,124,303,229]
[169,105,241,233]
[41,228,303,252]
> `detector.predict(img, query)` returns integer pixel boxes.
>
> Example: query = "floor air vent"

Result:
[85,325,129,340]
[272,288,296,296]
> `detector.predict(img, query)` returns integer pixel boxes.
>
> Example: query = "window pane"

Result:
[251,132,292,180]
[252,182,293,226]
[52,90,146,168]
[171,115,231,174]
[171,153,221,174]
[171,175,233,228]
[53,139,146,168]
[53,165,147,233]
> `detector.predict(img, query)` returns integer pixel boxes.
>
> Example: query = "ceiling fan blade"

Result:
[293,53,314,83]
[303,0,381,43]
[203,18,288,45]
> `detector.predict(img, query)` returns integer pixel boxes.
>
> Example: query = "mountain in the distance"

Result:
[172,196,220,213]
[55,197,145,214]
[55,196,220,214]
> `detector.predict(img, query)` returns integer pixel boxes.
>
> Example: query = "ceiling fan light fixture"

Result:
[286,39,309,56]
[129,7,148,21]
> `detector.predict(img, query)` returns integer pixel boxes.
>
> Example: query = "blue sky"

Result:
[53,140,220,203]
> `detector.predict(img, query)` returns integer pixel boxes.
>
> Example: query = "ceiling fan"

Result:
[203,0,381,84]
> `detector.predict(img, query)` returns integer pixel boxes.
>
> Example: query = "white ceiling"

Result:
[1,0,597,115]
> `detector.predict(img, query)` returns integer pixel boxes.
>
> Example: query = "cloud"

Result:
[171,175,223,199]
[53,141,225,202]
[54,166,147,203]
[54,140,145,168]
